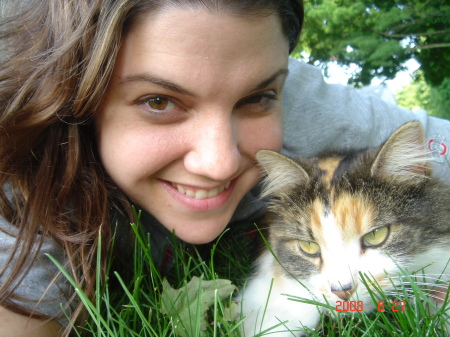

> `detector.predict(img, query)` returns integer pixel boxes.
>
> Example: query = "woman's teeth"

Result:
[171,182,231,199]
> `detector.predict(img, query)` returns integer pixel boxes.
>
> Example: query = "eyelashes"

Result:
[236,91,278,114]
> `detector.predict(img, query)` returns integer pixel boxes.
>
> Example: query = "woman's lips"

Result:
[160,178,236,212]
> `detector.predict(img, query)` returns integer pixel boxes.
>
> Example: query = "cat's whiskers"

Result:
[372,273,450,303]
[388,275,450,283]
[383,272,450,278]
[382,290,448,303]
[395,281,449,287]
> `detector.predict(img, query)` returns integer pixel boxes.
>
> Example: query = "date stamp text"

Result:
[335,300,407,312]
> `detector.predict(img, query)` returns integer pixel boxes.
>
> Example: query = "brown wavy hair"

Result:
[0,0,303,333]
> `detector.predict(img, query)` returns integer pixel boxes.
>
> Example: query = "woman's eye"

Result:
[298,240,321,257]
[143,96,176,111]
[237,91,277,114]
[135,95,187,122]
[242,95,269,104]
[362,226,390,247]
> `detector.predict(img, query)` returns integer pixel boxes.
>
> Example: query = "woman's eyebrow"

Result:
[118,68,289,96]
[251,68,289,92]
[119,74,195,96]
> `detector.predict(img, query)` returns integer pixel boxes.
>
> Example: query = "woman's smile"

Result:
[166,180,232,200]
[160,178,236,212]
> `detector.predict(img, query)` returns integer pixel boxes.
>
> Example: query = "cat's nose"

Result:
[331,283,355,300]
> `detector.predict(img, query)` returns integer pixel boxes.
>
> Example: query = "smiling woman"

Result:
[0,0,303,335]
[1,0,450,336]
[96,7,288,243]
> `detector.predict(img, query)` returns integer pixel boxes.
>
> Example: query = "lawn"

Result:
[51,209,449,337]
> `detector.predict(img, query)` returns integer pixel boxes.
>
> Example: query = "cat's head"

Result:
[256,121,450,306]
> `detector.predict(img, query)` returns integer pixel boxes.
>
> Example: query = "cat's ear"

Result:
[371,121,430,183]
[256,150,309,198]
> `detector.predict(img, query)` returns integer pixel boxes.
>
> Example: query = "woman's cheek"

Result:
[242,113,284,156]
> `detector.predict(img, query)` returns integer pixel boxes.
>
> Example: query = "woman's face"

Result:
[96,6,289,244]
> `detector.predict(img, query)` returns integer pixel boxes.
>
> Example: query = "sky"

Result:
[324,59,421,94]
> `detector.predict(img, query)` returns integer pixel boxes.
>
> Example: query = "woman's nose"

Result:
[184,116,240,181]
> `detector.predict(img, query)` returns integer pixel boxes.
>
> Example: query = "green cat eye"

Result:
[363,226,389,247]
[298,241,321,256]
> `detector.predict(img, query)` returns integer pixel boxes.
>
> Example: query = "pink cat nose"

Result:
[331,284,355,300]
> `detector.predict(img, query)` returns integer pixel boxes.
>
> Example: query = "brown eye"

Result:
[145,96,174,110]
[363,226,389,247]
[298,241,321,256]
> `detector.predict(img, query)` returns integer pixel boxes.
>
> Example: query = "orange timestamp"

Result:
[335,300,407,312]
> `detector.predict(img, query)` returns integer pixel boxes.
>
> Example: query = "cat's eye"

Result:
[362,226,389,247]
[298,241,321,256]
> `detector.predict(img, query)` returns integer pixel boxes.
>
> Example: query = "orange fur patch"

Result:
[310,199,326,231]
[318,157,343,188]
[331,193,375,238]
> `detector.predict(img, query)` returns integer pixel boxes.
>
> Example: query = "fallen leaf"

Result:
[160,276,237,337]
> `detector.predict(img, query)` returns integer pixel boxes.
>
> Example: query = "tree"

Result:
[396,73,450,120]
[297,0,450,87]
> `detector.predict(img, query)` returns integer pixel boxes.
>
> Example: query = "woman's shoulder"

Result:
[0,211,74,327]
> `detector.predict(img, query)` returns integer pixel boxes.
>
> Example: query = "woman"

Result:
[1,0,448,336]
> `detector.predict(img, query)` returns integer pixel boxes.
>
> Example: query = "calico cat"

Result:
[239,121,450,336]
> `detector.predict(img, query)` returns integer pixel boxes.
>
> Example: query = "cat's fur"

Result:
[238,121,450,336]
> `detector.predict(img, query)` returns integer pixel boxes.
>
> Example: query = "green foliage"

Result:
[298,0,450,87]
[55,212,257,337]
[396,72,450,120]
[49,214,450,336]
[160,276,237,337]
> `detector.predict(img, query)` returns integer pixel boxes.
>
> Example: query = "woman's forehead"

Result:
[124,6,287,47]
[111,7,289,96]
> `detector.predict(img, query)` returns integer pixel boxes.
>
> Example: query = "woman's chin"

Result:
[165,219,231,244]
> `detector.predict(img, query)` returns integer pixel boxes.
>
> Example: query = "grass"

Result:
[51,210,450,337]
